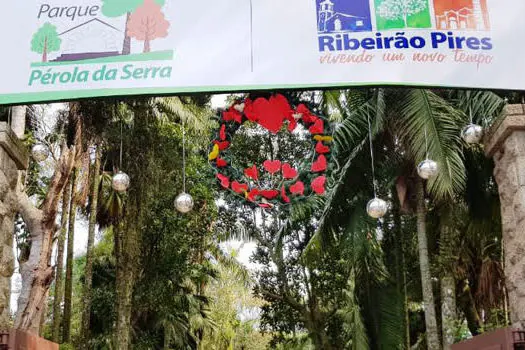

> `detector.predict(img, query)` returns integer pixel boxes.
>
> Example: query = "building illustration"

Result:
[53,18,121,62]
[317,0,373,33]
[433,0,490,30]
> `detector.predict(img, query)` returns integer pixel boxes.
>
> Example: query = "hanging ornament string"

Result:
[182,120,187,193]
[366,109,377,198]
[424,126,429,160]
[119,120,123,170]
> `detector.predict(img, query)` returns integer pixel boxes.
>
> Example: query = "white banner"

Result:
[0,0,523,104]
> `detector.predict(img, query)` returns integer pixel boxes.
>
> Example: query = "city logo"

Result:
[433,0,490,31]
[316,0,373,33]
[316,0,494,54]
[375,0,432,30]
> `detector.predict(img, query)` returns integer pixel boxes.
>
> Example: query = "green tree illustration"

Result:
[101,0,166,55]
[31,23,61,63]
[378,0,428,28]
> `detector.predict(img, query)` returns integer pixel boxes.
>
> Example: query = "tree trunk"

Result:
[42,38,48,62]
[143,38,151,53]
[122,13,132,55]
[439,210,458,350]
[62,169,78,343]
[13,143,77,333]
[80,147,101,347]
[441,276,456,349]
[393,196,410,349]
[415,177,441,350]
[51,183,71,342]
[115,220,138,350]
[10,106,27,139]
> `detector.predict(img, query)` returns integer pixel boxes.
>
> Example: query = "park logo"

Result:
[28,0,174,86]
[31,0,172,66]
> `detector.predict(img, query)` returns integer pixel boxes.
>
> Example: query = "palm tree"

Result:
[316,88,471,350]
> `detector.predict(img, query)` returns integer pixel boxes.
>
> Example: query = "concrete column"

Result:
[0,123,28,331]
[485,104,525,328]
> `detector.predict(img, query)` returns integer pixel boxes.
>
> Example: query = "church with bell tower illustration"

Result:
[317,0,373,33]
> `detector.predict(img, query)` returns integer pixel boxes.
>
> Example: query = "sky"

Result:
[10,94,257,312]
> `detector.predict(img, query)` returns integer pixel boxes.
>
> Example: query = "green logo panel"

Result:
[375,0,432,30]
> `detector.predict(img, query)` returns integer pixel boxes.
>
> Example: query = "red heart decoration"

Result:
[311,155,327,173]
[217,174,230,189]
[247,188,260,202]
[260,190,279,200]
[216,158,227,168]
[244,165,259,181]
[315,142,330,154]
[223,108,242,123]
[214,140,230,151]
[289,181,305,196]
[282,163,298,179]
[281,186,290,203]
[243,98,258,122]
[232,181,248,194]
[309,119,324,135]
[311,176,326,195]
[220,124,226,141]
[252,97,284,134]
[271,94,292,118]
[263,160,282,174]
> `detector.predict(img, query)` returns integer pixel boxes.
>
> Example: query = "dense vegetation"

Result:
[4,89,522,349]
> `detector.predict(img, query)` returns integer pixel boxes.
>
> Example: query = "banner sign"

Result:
[0,0,523,104]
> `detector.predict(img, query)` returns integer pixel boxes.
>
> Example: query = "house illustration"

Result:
[317,0,372,33]
[52,18,122,62]
[434,0,490,30]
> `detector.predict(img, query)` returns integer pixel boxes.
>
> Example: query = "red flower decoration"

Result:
[260,190,279,200]
[232,181,248,194]
[220,124,226,141]
[247,188,260,202]
[217,174,230,189]
[223,108,242,123]
[214,140,230,151]
[289,181,305,196]
[282,163,298,179]
[311,176,326,195]
[216,158,227,168]
[244,165,259,181]
[311,155,327,173]
[287,118,297,132]
[309,119,324,135]
[263,160,282,174]
[281,186,290,203]
[315,142,330,154]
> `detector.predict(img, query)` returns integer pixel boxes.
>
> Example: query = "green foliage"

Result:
[31,23,61,55]
[101,0,165,17]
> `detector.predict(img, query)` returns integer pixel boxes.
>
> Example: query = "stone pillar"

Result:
[0,123,28,331]
[485,104,525,328]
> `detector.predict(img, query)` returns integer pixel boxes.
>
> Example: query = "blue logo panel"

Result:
[316,0,373,33]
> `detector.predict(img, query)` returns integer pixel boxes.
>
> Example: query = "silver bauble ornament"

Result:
[417,159,439,179]
[112,171,130,192]
[461,124,483,144]
[366,198,388,219]
[31,144,49,162]
[175,192,194,213]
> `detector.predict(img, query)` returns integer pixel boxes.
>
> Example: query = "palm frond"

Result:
[397,89,466,199]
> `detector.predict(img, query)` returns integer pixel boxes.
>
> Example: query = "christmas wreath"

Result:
[209,94,333,209]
